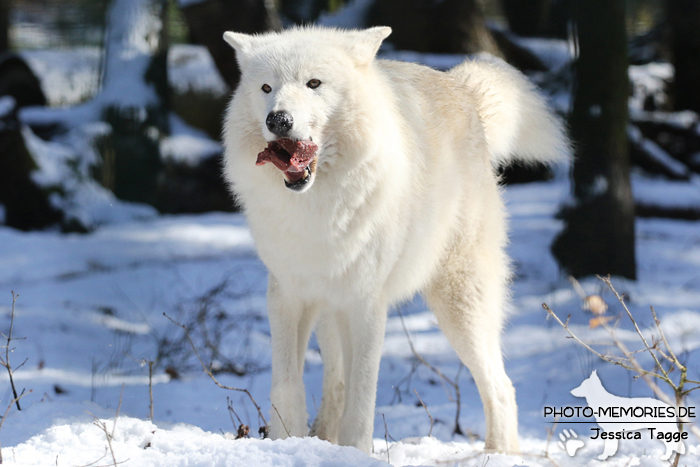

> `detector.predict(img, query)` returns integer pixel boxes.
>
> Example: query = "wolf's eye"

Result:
[307,79,321,89]
[262,84,272,93]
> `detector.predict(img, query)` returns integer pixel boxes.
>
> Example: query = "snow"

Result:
[14,3,175,231]
[632,172,700,209]
[1,178,699,466]
[628,125,690,179]
[160,114,222,166]
[631,109,699,129]
[21,124,159,229]
[21,45,228,108]
[5,406,389,467]
[0,96,16,117]
[168,45,229,97]
[99,0,165,108]
[628,62,674,113]
[16,44,227,231]
[511,37,571,71]
[176,0,209,8]
[21,48,102,107]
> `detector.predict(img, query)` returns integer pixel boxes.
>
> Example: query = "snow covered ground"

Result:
[1,177,699,466]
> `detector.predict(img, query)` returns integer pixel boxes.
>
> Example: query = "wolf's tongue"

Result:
[256,139,318,176]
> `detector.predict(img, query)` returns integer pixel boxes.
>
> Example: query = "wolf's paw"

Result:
[558,429,584,457]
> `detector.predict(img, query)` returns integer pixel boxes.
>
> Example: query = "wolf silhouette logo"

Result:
[571,371,686,460]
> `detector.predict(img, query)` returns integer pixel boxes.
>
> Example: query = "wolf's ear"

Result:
[348,26,392,65]
[224,31,253,66]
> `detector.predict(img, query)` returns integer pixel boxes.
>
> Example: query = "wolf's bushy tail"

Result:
[449,57,570,167]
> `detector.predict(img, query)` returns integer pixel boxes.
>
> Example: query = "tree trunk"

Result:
[668,0,700,113]
[0,0,8,53]
[0,98,63,230]
[179,0,280,90]
[369,0,502,57]
[279,0,327,24]
[551,0,637,279]
[100,0,170,204]
[501,0,551,37]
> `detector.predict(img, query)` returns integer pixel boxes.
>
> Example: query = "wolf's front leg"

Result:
[337,302,387,453]
[267,278,316,439]
[310,312,345,443]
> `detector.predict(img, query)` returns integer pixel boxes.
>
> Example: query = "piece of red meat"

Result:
[256,139,318,175]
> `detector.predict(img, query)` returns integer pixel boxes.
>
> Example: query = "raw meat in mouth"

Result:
[256,138,318,183]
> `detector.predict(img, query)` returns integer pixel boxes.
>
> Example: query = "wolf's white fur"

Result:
[222,26,569,453]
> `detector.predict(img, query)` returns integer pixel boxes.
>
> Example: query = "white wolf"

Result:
[222,26,569,453]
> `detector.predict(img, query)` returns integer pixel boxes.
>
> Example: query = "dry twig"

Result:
[271,404,290,438]
[227,397,251,439]
[0,389,32,463]
[436,446,561,467]
[397,309,464,435]
[0,292,27,411]
[147,360,154,419]
[413,388,434,437]
[163,313,268,431]
[87,385,126,467]
[543,275,700,464]
[381,413,391,464]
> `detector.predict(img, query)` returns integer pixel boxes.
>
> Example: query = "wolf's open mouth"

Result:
[256,138,318,190]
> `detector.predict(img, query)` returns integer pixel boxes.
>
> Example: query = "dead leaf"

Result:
[589,315,614,329]
[584,295,608,315]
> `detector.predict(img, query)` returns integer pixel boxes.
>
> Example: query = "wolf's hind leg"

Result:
[425,233,519,452]
[267,277,316,439]
[599,437,618,460]
[660,438,686,460]
[310,312,345,443]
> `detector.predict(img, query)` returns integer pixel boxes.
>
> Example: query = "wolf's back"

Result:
[449,58,570,167]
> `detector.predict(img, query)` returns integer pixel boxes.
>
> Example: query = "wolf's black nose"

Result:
[266,111,293,136]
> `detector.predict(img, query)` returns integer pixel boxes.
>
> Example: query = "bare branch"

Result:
[437,447,561,467]
[381,413,391,465]
[271,404,290,438]
[569,276,587,300]
[598,276,670,381]
[227,396,244,427]
[112,384,124,440]
[397,309,456,390]
[545,281,700,444]
[148,361,154,420]
[2,292,24,411]
[397,308,464,435]
[650,306,685,372]
[163,313,268,429]
[413,388,434,437]
[87,411,127,467]
[543,303,641,374]
[73,449,107,467]
[0,389,32,463]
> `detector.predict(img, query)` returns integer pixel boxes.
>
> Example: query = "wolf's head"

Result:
[223,26,391,193]
[570,370,603,398]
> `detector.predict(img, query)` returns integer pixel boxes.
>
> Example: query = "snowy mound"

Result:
[8,413,389,467]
